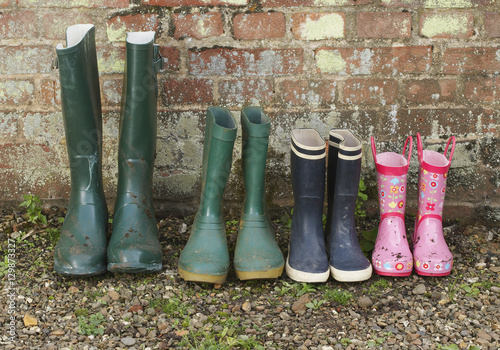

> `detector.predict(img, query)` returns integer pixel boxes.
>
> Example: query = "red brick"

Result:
[102,79,122,106]
[17,0,129,7]
[0,80,34,104]
[381,0,491,7]
[400,109,477,137]
[145,0,248,5]
[41,11,93,40]
[406,79,456,105]
[280,80,336,106]
[464,77,500,103]
[0,11,37,38]
[41,79,61,107]
[0,0,8,7]
[443,48,500,74]
[162,79,213,105]
[0,46,53,74]
[172,12,223,40]
[107,14,159,42]
[218,79,273,106]
[160,47,180,72]
[0,143,60,169]
[315,46,432,75]
[357,12,411,38]
[420,11,473,38]
[189,48,303,76]
[343,79,398,105]
[485,12,500,38]
[0,112,20,138]
[0,169,70,201]
[234,12,285,40]
[262,0,371,6]
[291,13,345,40]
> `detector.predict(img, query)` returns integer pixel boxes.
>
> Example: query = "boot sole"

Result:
[235,265,284,281]
[374,269,412,277]
[54,264,106,277]
[107,262,162,274]
[285,261,329,283]
[415,270,451,277]
[330,264,372,282]
[178,267,227,284]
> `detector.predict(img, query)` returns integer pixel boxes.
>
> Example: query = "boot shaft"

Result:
[198,107,237,220]
[119,32,162,165]
[290,129,326,201]
[371,136,412,219]
[241,106,271,216]
[416,133,456,223]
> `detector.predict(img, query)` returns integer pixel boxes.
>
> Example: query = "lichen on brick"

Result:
[424,0,472,8]
[315,50,347,74]
[313,0,352,5]
[421,13,469,38]
[299,13,344,40]
[0,81,34,104]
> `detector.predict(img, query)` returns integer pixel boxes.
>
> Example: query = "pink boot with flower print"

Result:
[371,137,413,276]
[413,133,456,276]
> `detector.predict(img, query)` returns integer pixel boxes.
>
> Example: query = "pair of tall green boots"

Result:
[54,25,163,276]
[178,107,285,284]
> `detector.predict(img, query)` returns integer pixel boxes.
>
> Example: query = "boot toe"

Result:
[330,251,372,282]
[54,246,107,276]
[107,245,162,273]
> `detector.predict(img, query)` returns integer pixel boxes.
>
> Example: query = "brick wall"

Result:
[0,0,499,223]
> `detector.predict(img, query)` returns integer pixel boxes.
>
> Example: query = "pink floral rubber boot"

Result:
[371,137,413,276]
[413,133,456,276]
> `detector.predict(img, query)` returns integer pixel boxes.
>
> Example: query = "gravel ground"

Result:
[0,206,499,350]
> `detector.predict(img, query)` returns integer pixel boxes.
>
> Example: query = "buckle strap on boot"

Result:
[152,44,163,97]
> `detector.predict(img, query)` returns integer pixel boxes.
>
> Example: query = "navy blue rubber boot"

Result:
[326,130,372,282]
[286,129,329,283]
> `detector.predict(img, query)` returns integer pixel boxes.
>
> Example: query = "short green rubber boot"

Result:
[54,24,107,276]
[178,107,237,284]
[107,32,163,273]
[234,107,284,280]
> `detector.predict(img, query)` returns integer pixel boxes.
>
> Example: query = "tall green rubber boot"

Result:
[234,107,284,280]
[178,107,237,284]
[54,24,107,276]
[107,32,163,273]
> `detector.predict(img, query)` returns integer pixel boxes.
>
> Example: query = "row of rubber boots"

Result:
[54,24,163,275]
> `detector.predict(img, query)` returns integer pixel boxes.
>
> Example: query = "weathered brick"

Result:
[0,80,34,104]
[420,11,473,38]
[160,47,180,72]
[218,79,273,106]
[41,10,94,40]
[0,0,8,7]
[343,79,398,105]
[280,80,336,107]
[262,0,371,6]
[107,14,159,42]
[443,48,500,74]
[190,48,303,76]
[464,77,500,103]
[0,46,53,74]
[234,12,285,40]
[162,79,213,105]
[357,12,411,38]
[97,45,125,74]
[398,109,478,137]
[406,79,456,105]
[315,46,432,75]
[381,0,491,7]
[0,143,61,169]
[173,12,223,40]
[291,13,345,41]
[102,79,123,106]
[0,169,65,200]
[41,79,61,107]
[0,11,37,38]
[144,0,248,5]
[0,112,20,138]
[23,112,65,147]
[485,12,500,38]
[17,0,129,7]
